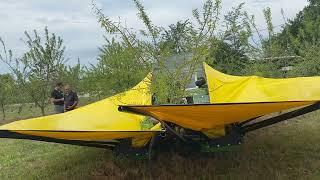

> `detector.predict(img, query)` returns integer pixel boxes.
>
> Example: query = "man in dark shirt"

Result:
[64,84,79,112]
[50,82,64,114]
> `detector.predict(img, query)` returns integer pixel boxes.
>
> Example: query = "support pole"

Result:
[0,130,117,149]
[161,121,187,142]
[241,102,320,133]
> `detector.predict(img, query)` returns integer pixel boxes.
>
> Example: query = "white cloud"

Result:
[0,0,309,73]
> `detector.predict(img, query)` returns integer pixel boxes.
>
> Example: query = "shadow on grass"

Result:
[92,116,320,180]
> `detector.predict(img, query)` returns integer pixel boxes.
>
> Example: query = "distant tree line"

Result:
[0,0,319,120]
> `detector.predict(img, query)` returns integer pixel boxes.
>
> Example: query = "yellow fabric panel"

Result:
[11,130,156,141]
[131,133,154,147]
[0,74,161,143]
[132,123,162,147]
[126,101,314,131]
[150,122,162,131]
[202,126,226,138]
[204,63,320,103]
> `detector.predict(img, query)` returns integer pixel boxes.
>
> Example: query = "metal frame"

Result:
[0,130,118,149]
[240,102,320,134]
[120,101,320,147]
[1,101,319,153]
[119,106,188,142]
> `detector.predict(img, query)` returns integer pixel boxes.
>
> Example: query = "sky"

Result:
[0,0,309,73]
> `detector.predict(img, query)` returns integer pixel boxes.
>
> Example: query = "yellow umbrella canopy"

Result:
[120,63,320,132]
[203,63,320,103]
[120,101,314,131]
[0,74,161,147]
[2,63,320,145]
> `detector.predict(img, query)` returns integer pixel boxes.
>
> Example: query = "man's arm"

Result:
[50,91,63,103]
[51,98,64,103]
[67,92,79,110]
[69,101,78,109]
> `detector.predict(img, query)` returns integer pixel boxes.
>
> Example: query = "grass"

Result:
[1,101,320,179]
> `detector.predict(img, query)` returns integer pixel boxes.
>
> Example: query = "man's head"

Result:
[56,82,63,90]
[64,84,72,94]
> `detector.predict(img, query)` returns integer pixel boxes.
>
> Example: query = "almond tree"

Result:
[1,27,66,115]
[92,0,223,103]
[0,74,14,121]
[0,38,15,121]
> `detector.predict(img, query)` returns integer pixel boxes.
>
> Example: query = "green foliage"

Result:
[161,20,194,54]
[205,3,252,75]
[60,60,84,93]
[243,62,283,77]
[0,74,15,120]
[153,0,223,103]
[260,0,320,77]
[91,0,223,103]
[1,0,320,111]
[0,38,18,120]
[1,27,66,115]
[280,0,320,51]
[151,69,187,104]
[223,3,251,52]
[263,7,274,38]
[208,38,247,75]
[20,27,66,115]
[81,67,104,100]
[133,0,160,45]
[85,39,149,97]
[287,44,320,76]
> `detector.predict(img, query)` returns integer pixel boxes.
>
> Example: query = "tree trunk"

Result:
[40,106,45,116]
[1,103,5,121]
[34,100,46,116]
